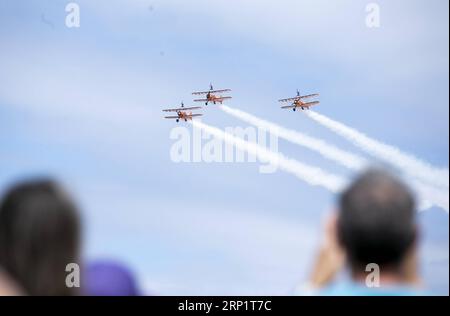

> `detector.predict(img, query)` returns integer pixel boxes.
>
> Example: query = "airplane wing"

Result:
[192,91,209,95]
[210,89,231,94]
[278,97,299,103]
[281,101,319,110]
[216,96,232,100]
[163,106,202,112]
[181,106,202,111]
[193,99,208,102]
[189,114,203,117]
[164,116,180,119]
[299,93,319,99]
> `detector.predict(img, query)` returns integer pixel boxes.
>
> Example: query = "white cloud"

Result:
[84,0,448,79]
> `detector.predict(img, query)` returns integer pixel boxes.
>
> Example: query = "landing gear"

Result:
[293,108,296,112]
[213,101,216,105]
[185,119,188,122]
[176,119,179,122]
[205,102,208,105]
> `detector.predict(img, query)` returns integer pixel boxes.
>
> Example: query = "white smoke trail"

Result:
[220,105,369,171]
[220,106,448,212]
[305,110,449,191]
[412,179,449,213]
[190,120,348,193]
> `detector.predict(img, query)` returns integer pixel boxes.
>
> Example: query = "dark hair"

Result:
[0,179,81,296]
[337,169,417,272]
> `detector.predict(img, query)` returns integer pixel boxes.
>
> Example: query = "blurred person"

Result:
[0,179,81,296]
[83,260,141,296]
[301,169,423,295]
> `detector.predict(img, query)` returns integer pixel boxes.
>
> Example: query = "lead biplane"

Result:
[163,102,202,122]
[279,90,320,111]
[192,84,232,105]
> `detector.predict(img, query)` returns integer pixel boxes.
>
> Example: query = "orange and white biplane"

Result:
[279,90,320,111]
[192,84,232,105]
[163,102,202,122]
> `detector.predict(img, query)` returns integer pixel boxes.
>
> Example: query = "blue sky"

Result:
[0,0,448,294]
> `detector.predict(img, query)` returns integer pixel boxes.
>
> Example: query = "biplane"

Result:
[279,90,320,111]
[192,84,232,105]
[163,102,202,122]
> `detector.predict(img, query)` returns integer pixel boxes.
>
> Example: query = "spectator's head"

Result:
[337,169,417,277]
[0,179,81,296]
